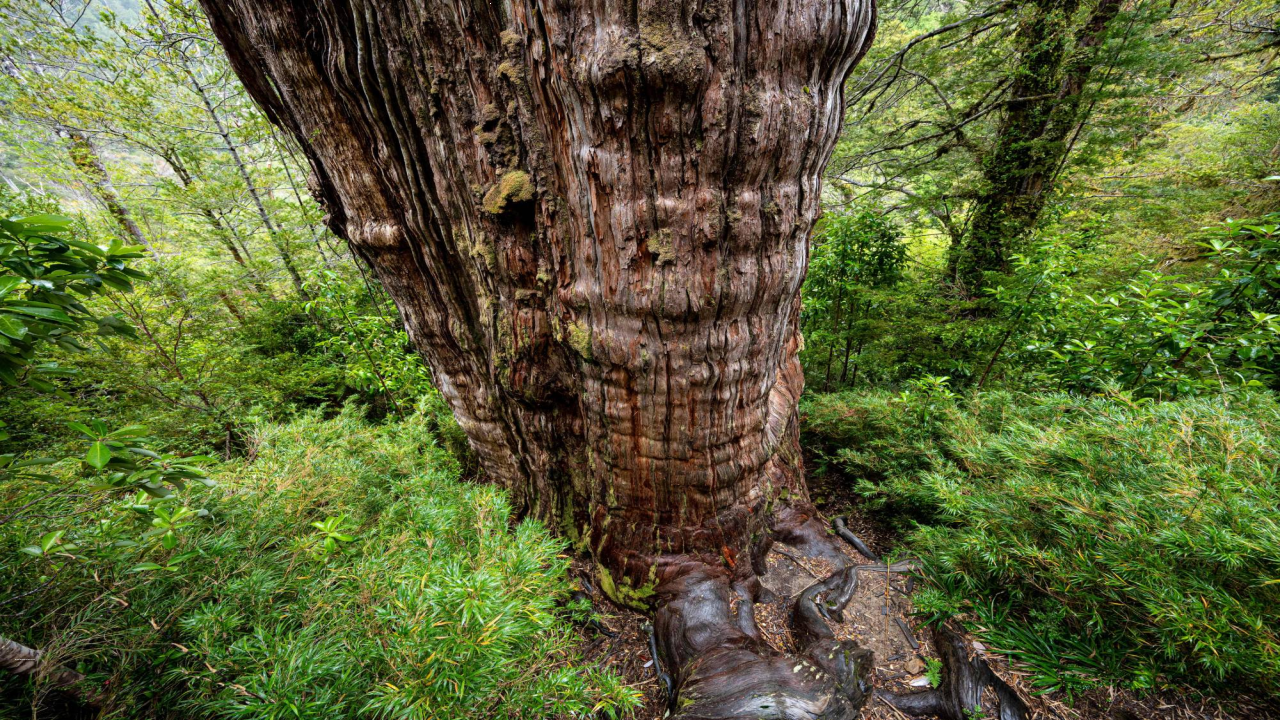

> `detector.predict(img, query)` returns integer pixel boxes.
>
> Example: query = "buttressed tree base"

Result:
[199,0,877,714]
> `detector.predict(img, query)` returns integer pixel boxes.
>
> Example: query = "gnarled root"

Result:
[832,517,879,562]
[650,507,873,719]
[877,624,1029,720]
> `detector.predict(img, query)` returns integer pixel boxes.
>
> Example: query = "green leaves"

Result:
[8,419,217,585]
[802,211,908,391]
[1,211,145,390]
[0,314,27,339]
[0,276,21,299]
[809,389,1280,694]
[85,441,111,469]
[995,216,1280,398]
[309,514,357,557]
[20,530,76,557]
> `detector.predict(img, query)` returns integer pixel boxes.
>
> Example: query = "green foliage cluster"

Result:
[0,209,143,389]
[992,217,1280,397]
[0,404,639,719]
[801,211,1280,398]
[802,211,909,391]
[2,418,216,576]
[305,270,436,416]
[802,386,1280,695]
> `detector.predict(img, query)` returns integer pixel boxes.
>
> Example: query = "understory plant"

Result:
[992,216,1280,397]
[0,402,639,719]
[802,386,1280,696]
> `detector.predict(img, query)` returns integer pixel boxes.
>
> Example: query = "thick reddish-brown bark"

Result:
[200,0,875,714]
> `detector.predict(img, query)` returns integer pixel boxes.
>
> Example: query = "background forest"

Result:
[0,0,1276,718]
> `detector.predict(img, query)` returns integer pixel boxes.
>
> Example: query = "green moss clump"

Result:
[638,18,700,82]
[482,170,535,216]
[496,60,523,83]
[566,320,592,361]
[597,564,658,610]
[464,230,496,270]
[648,229,676,265]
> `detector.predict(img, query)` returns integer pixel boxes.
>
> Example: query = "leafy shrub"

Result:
[306,270,434,417]
[0,403,638,719]
[801,211,910,391]
[802,387,1280,695]
[0,208,145,390]
[992,216,1280,397]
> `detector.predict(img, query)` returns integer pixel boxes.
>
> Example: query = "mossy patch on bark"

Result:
[648,229,676,264]
[638,14,702,84]
[482,170,534,215]
[597,563,658,610]
[496,60,523,84]
[566,319,592,361]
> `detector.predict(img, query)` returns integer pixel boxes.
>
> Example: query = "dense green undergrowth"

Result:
[802,387,1280,697]
[0,403,638,719]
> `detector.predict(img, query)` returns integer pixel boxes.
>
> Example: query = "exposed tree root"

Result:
[877,624,1030,720]
[643,623,677,713]
[832,517,880,562]
[0,635,98,712]
[0,635,86,689]
[651,507,875,719]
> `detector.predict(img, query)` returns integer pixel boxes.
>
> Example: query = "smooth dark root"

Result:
[652,506,874,719]
[877,623,1030,720]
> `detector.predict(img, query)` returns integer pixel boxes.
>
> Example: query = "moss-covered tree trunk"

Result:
[951,0,1123,295]
[200,0,876,714]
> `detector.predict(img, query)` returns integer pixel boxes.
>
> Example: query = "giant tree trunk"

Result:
[200,0,875,715]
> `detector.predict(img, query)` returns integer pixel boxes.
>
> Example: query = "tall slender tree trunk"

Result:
[189,78,313,302]
[202,0,876,715]
[218,290,247,323]
[63,128,155,254]
[165,152,276,297]
[950,0,1123,295]
[140,0,317,304]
